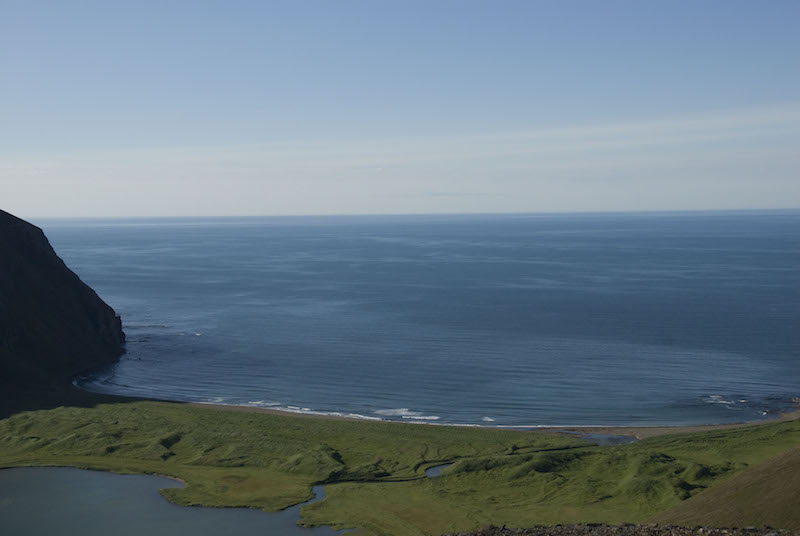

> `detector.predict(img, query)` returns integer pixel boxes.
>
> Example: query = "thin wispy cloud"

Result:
[3,1,798,217]
[6,101,798,169]
[2,101,799,217]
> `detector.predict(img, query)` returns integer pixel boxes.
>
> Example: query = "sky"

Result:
[1,0,799,218]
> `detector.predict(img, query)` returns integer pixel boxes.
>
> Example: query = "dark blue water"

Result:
[36,211,800,427]
[0,468,341,535]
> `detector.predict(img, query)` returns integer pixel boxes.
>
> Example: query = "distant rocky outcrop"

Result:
[0,209,125,390]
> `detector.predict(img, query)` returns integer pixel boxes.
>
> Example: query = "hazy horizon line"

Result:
[22,206,800,223]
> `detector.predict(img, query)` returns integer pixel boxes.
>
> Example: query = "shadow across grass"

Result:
[0,381,158,420]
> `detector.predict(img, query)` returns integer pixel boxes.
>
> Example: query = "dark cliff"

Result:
[0,209,125,390]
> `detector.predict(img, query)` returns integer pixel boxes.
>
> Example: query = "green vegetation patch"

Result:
[2,400,799,535]
[656,445,800,530]
[0,400,579,512]
[300,419,800,535]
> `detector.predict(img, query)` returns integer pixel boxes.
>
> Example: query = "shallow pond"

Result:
[424,463,452,478]
[0,467,343,536]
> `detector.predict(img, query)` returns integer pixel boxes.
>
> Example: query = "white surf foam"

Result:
[246,400,281,407]
[373,408,441,421]
[703,394,737,406]
[268,405,382,421]
[374,408,420,417]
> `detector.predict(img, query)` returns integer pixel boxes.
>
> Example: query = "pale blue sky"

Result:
[2,0,799,217]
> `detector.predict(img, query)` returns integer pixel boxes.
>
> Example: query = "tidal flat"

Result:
[2,399,800,535]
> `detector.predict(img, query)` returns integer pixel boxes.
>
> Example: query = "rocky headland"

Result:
[0,209,125,414]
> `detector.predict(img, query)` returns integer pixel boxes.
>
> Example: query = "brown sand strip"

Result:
[184,401,800,439]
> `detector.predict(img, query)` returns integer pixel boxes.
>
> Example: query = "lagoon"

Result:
[0,467,341,536]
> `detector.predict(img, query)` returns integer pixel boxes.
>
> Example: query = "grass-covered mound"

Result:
[0,401,580,512]
[299,417,800,534]
[2,399,799,535]
[656,444,800,529]
[446,525,800,536]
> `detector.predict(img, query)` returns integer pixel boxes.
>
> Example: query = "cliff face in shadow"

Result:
[0,209,125,392]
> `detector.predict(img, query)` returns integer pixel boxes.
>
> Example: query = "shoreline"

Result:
[71,370,800,440]
[182,397,800,440]
[5,384,800,533]
[12,381,794,442]
[545,407,800,439]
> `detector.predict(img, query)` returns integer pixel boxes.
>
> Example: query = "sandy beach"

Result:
[187,400,800,440]
[545,407,800,439]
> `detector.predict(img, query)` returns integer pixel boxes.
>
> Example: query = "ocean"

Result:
[37,211,800,427]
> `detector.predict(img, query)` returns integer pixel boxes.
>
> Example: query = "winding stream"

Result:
[0,464,454,535]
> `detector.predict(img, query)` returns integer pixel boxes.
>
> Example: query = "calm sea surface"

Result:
[37,211,800,427]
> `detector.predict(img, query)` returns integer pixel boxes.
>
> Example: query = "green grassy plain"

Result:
[656,445,800,529]
[1,400,799,535]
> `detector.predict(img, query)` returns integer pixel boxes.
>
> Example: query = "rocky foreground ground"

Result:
[446,525,798,536]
